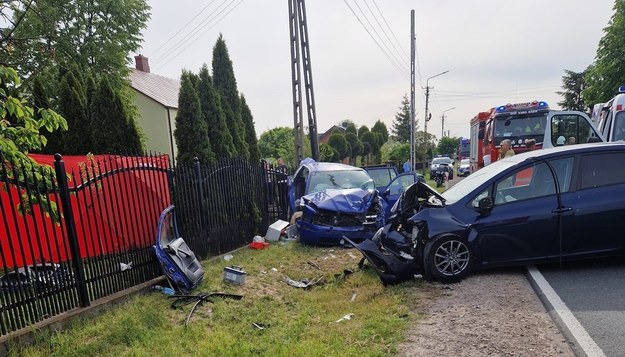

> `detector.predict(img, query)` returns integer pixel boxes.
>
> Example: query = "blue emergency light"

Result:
[618,85,625,93]
[495,101,548,113]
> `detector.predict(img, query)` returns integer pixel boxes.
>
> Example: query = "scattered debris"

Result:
[223,254,233,261]
[333,269,354,282]
[336,313,354,323]
[271,268,278,272]
[350,292,358,302]
[347,252,358,259]
[307,261,321,270]
[253,322,267,330]
[119,261,133,272]
[170,292,243,327]
[284,276,324,289]
[223,266,246,285]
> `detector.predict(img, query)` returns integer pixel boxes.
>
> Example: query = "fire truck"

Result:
[456,137,470,161]
[470,101,603,172]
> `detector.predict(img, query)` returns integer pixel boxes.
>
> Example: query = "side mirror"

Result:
[478,197,494,215]
[381,188,390,198]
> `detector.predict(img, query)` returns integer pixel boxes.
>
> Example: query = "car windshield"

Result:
[442,159,518,203]
[308,169,375,194]
[433,157,452,165]
[493,112,547,146]
[612,111,625,141]
[460,159,470,166]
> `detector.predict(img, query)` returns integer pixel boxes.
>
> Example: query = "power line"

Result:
[153,0,245,72]
[342,0,409,78]
[363,0,410,68]
[149,0,219,58]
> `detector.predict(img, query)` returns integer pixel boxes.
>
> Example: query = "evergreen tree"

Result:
[345,122,357,135]
[557,69,586,111]
[360,131,380,164]
[197,64,235,158]
[221,95,248,157]
[583,0,625,105]
[372,120,389,143]
[33,76,65,154]
[357,125,370,138]
[91,77,142,154]
[212,34,249,158]
[174,71,214,165]
[240,94,260,162]
[391,95,414,143]
[328,133,349,160]
[59,68,90,154]
[344,132,363,165]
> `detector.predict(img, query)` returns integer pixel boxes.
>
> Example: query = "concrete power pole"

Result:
[410,10,416,170]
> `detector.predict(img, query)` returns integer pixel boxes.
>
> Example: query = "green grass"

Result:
[10,242,439,357]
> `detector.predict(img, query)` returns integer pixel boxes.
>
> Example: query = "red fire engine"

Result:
[468,109,494,173]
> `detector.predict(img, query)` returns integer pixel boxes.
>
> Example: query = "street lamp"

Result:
[422,70,449,173]
[441,107,456,138]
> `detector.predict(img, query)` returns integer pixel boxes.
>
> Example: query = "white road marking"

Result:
[527,266,606,357]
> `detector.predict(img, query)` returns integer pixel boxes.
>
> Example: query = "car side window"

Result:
[387,174,416,195]
[471,189,490,208]
[580,152,625,189]
[551,114,600,146]
[494,158,574,204]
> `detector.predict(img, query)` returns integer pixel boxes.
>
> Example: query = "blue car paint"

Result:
[409,142,625,272]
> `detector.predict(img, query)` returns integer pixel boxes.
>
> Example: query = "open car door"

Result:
[153,205,204,293]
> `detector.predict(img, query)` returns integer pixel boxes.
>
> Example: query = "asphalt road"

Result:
[533,258,625,357]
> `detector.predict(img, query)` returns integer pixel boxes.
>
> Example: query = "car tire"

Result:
[423,235,473,283]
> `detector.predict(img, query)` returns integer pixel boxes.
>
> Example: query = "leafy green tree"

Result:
[4,0,150,88]
[212,34,249,158]
[437,136,459,158]
[173,71,214,165]
[33,76,64,154]
[557,69,586,111]
[0,66,67,221]
[344,132,363,165]
[357,125,369,138]
[197,64,235,158]
[386,142,410,164]
[372,120,389,143]
[240,94,260,162]
[319,143,338,162]
[416,131,436,161]
[391,94,414,143]
[328,133,349,160]
[360,131,380,165]
[91,77,141,154]
[344,122,357,135]
[59,68,90,154]
[583,0,625,105]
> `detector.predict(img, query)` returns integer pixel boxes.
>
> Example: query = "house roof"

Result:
[129,69,180,109]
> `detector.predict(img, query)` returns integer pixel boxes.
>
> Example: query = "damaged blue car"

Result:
[288,161,387,245]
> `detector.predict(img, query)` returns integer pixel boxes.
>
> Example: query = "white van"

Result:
[595,87,625,142]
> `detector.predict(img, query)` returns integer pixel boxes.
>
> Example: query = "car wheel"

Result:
[423,235,473,283]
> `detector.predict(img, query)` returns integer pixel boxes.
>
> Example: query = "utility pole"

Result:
[288,0,319,165]
[423,70,448,171]
[441,107,456,138]
[410,10,416,171]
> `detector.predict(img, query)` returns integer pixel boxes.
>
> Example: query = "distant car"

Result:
[288,161,386,245]
[430,157,454,180]
[457,159,470,177]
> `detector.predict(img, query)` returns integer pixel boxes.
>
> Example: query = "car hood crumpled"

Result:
[301,188,381,214]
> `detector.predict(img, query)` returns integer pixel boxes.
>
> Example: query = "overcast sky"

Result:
[138,0,615,141]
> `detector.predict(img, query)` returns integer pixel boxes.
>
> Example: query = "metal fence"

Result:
[0,153,169,336]
[0,153,290,337]
[170,157,289,259]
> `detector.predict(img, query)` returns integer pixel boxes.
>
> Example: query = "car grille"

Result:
[310,209,378,227]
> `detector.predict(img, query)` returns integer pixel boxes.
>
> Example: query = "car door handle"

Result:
[552,207,573,214]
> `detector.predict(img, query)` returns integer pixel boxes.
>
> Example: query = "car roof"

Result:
[499,142,625,164]
[302,161,365,172]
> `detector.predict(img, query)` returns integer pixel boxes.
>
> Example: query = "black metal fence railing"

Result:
[0,153,291,337]
[171,157,289,259]
[0,153,169,336]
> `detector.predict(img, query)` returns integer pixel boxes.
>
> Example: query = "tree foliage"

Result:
[0,65,67,221]
[391,95,415,143]
[344,132,363,164]
[91,77,141,154]
[4,0,150,88]
[557,69,587,111]
[240,94,260,162]
[258,126,309,168]
[583,0,625,106]
[59,67,90,154]
[344,122,357,135]
[371,120,389,143]
[360,131,380,165]
[319,143,338,162]
[197,64,235,158]
[436,136,459,158]
[212,34,250,159]
[174,71,214,165]
[327,133,349,160]
[357,125,369,138]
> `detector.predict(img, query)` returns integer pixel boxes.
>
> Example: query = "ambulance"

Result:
[594,86,625,142]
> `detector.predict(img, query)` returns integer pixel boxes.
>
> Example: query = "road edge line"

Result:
[526,265,605,357]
